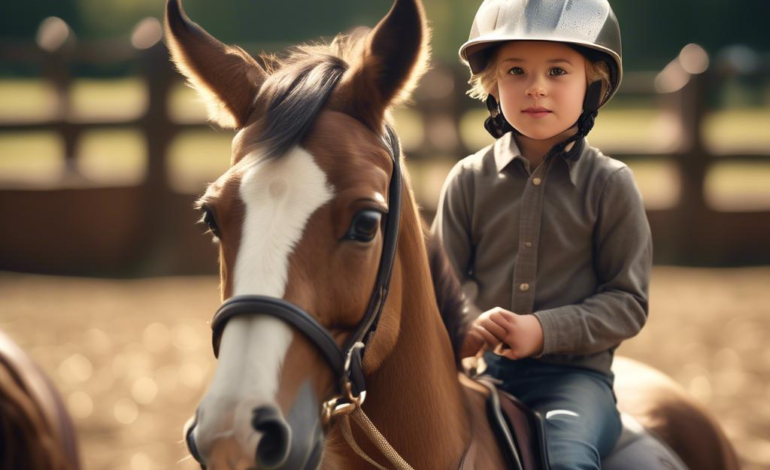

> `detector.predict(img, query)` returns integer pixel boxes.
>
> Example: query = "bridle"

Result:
[185,124,403,466]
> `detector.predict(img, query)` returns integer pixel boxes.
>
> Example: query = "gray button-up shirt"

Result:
[431,132,652,375]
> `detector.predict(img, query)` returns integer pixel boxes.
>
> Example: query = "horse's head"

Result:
[165,0,429,467]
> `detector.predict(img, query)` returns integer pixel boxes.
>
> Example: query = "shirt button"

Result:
[519,283,530,292]
[532,178,542,186]
[524,242,532,248]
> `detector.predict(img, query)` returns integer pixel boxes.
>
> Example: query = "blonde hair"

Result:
[467,45,612,104]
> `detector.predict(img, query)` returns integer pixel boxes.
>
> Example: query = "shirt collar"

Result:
[493,132,524,173]
[561,138,588,186]
[494,132,587,186]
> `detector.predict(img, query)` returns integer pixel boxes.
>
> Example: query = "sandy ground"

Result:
[0,267,768,470]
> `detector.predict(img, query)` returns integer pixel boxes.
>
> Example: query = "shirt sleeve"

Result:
[533,166,652,356]
[430,160,474,284]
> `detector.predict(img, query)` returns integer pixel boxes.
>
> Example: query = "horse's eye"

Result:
[344,210,382,242]
[201,207,221,239]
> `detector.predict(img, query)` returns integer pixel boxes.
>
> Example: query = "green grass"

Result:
[0,132,63,186]
[703,110,770,155]
[167,83,209,124]
[70,79,147,121]
[625,160,681,210]
[0,80,58,121]
[167,130,231,193]
[78,130,146,184]
[0,79,147,122]
[591,109,674,152]
[706,162,770,211]
[391,108,425,152]
[1,79,769,209]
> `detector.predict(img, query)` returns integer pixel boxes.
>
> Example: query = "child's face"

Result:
[494,41,587,141]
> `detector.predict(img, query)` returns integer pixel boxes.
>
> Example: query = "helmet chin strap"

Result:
[483,94,514,139]
[483,80,605,161]
[575,80,605,138]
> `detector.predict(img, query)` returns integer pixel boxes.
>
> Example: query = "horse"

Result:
[0,329,81,470]
[164,0,740,468]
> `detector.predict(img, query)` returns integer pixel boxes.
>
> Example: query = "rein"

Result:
[186,124,411,469]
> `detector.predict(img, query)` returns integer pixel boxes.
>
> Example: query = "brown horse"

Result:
[0,329,80,470]
[165,0,739,468]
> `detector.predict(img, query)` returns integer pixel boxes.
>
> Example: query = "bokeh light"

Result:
[58,354,93,384]
[67,391,94,419]
[132,377,159,405]
[114,398,139,425]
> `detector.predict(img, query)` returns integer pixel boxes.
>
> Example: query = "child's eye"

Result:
[508,66,524,75]
[549,67,567,76]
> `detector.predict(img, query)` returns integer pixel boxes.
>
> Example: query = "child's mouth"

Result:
[522,107,552,118]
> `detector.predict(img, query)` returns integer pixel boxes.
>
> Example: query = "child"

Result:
[432,0,652,469]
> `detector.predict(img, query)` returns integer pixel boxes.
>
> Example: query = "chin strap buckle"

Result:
[484,95,514,139]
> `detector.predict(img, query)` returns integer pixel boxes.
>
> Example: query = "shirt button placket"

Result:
[512,165,548,314]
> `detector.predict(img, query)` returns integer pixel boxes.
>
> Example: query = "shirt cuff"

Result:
[533,310,559,356]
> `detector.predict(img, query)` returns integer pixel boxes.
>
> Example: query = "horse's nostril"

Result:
[252,405,291,469]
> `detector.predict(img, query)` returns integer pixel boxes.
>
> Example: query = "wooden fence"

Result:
[1,18,769,276]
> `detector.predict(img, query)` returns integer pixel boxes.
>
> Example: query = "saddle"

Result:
[468,376,690,470]
[477,378,550,470]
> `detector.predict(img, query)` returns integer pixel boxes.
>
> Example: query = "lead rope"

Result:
[340,407,415,470]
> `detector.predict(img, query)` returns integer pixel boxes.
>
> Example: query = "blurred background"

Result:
[0,0,768,469]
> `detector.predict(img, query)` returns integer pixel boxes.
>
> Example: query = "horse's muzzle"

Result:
[186,382,325,470]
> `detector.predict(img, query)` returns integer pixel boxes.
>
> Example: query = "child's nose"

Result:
[525,77,548,98]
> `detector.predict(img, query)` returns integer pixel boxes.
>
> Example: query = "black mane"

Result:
[256,54,348,160]
[426,230,471,366]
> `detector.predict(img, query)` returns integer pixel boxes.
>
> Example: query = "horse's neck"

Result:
[367,300,469,467]
[328,213,470,469]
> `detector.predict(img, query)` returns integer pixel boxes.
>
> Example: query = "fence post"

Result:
[37,17,80,178]
[134,18,179,273]
[656,44,711,263]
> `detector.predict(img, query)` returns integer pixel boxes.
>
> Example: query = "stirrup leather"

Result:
[477,378,551,470]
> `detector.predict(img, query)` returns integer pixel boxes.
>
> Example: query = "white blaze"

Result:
[194,146,334,457]
[233,146,334,298]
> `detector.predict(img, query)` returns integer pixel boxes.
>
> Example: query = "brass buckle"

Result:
[321,380,367,426]
[321,342,366,427]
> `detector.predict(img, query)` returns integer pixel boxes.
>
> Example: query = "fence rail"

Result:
[1,17,769,275]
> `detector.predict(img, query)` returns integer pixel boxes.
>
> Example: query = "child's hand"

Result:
[463,307,544,360]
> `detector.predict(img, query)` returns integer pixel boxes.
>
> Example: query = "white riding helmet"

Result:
[460,0,623,106]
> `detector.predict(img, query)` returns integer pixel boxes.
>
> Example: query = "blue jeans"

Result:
[485,354,622,470]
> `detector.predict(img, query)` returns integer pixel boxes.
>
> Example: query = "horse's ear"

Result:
[165,0,266,129]
[337,0,430,130]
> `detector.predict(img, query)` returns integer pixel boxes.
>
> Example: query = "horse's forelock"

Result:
[254,57,347,161]
[229,32,373,166]
[235,23,421,165]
